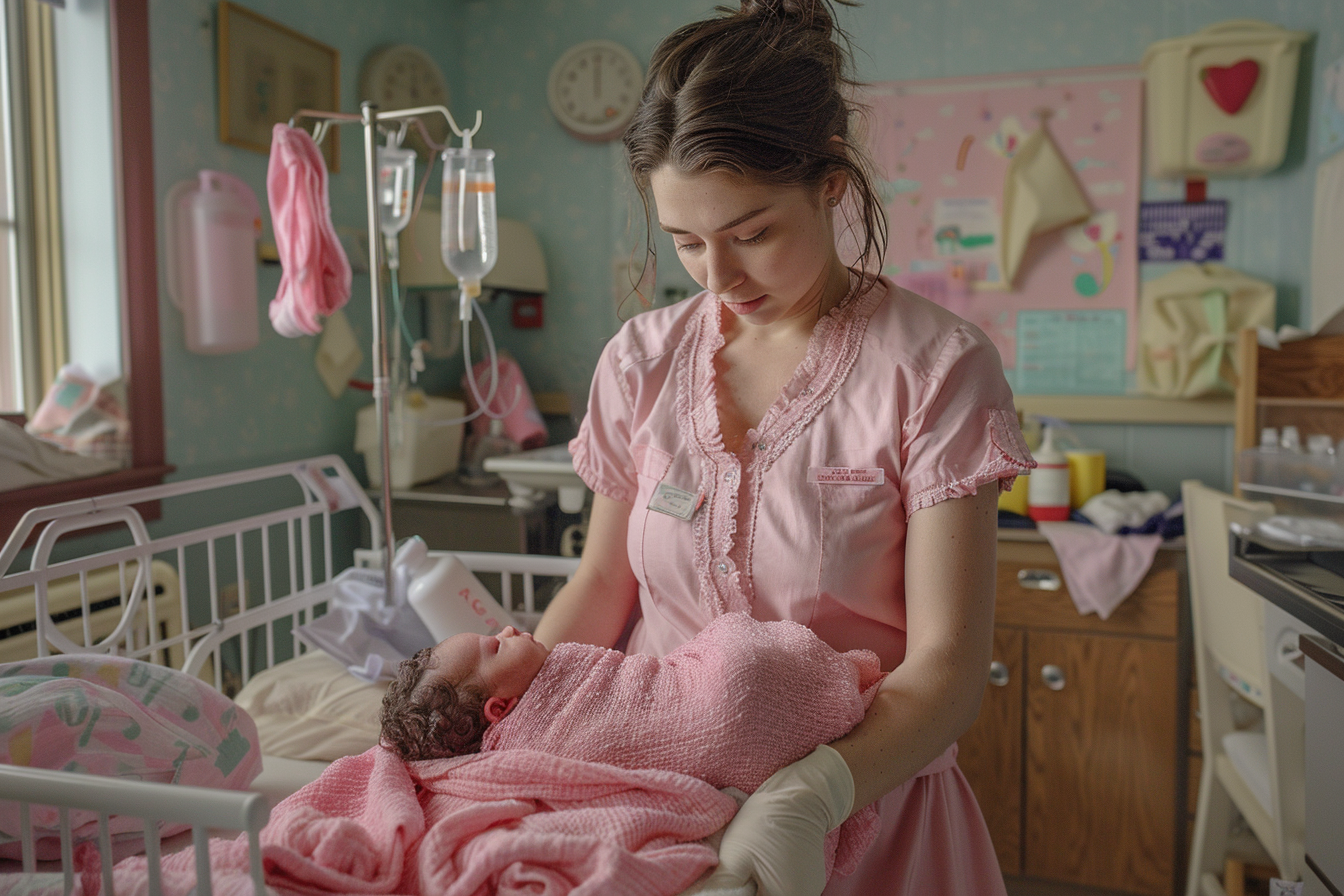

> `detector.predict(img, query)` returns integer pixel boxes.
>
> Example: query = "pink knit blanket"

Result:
[483,612,886,876]
[109,747,736,896]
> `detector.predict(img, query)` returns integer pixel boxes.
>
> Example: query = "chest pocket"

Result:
[812,457,901,598]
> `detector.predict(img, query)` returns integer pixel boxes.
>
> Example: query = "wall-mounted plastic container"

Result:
[164,170,262,354]
[1141,20,1310,179]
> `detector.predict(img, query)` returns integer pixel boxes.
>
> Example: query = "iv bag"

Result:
[440,147,498,298]
[377,145,416,239]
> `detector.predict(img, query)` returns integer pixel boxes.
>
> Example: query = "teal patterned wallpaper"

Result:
[148,0,1344,498]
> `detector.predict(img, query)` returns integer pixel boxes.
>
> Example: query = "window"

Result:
[0,0,168,538]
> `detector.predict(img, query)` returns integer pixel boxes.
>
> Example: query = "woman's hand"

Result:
[700,745,853,896]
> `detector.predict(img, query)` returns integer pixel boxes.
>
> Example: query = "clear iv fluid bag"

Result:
[441,147,498,297]
[377,146,417,239]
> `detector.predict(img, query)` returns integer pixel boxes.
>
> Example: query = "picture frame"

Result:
[217,2,339,171]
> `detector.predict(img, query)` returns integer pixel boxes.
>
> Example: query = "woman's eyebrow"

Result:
[659,206,771,235]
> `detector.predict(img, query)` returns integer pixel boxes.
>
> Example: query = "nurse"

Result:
[533,0,1036,893]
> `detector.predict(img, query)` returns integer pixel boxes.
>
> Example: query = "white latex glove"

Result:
[700,745,854,896]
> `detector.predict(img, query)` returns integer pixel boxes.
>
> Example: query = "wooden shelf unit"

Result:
[1234,328,1344,458]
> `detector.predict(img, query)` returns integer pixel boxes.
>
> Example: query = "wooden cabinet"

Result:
[958,537,1185,896]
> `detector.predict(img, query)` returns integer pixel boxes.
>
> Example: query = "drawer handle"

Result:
[1041,664,1066,691]
[1017,568,1061,591]
[988,661,1010,687]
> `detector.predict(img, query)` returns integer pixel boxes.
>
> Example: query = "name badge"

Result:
[808,466,885,486]
[647,483,701,520]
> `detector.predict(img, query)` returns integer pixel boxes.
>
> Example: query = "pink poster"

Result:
[863,66,1143,367]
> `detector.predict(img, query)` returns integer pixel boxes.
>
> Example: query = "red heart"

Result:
[1202,59,1260,115]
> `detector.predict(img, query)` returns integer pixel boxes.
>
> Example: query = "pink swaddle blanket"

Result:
[267,124,351,337]
[109,747,736,896]
[483,612,887,877]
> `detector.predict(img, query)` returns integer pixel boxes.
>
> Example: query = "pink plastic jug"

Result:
[164,170,261,354]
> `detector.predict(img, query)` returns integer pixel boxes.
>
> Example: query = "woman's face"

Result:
[429,626,549,699]
[650,166,848,329]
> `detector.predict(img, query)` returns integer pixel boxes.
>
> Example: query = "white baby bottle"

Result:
[401,537,519,641]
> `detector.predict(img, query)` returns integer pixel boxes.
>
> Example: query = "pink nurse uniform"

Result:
[570,277,1035,894]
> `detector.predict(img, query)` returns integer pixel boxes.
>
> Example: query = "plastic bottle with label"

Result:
[1027,425,1071,522]
[399,536,519,641]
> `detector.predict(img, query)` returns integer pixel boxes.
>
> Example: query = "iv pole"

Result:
[287,101,483,599]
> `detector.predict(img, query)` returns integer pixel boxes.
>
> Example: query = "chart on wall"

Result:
[863,67,1143,382]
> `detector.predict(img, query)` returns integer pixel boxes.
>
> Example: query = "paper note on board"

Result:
[1015,310,1127,395]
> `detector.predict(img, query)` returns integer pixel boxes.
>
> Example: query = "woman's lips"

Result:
[723,296,766,315]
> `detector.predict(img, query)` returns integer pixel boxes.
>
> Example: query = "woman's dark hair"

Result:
[622,0,887,303]
[379,647,489,761]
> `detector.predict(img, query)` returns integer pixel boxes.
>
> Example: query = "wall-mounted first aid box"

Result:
[1142,20,1310,179]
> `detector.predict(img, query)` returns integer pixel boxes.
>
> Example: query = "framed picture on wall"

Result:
[217,1,339,170]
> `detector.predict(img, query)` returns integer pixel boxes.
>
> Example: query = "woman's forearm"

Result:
[830,643,988,810]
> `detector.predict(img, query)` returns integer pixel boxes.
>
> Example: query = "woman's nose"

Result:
[703,246,744,296]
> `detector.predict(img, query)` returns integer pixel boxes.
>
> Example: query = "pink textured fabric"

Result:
[266,124,351,337]
[109,746,736,896]
[568,277,1028,894]
[484,613,885,876]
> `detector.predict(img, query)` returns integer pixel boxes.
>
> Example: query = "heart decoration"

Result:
[1202,59,1260,115]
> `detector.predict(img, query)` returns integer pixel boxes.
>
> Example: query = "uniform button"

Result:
[716,561,729,573]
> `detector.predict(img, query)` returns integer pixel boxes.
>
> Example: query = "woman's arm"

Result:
[830,484,999,809]
[532,492,640,650]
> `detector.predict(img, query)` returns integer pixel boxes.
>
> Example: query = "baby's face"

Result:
[429,626,549,699]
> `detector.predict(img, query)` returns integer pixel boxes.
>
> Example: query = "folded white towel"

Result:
[1079,489,1171,534]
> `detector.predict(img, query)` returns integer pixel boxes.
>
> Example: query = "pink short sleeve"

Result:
[569,337,638,504]
[900,325,1036,517]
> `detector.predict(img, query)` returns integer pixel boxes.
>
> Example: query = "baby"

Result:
[378,613,884,796]
[380,625,548,761]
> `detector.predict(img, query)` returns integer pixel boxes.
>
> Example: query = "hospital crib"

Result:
[0,455,579,894]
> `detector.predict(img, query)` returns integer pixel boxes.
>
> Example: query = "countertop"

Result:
[1229,533,1344,648]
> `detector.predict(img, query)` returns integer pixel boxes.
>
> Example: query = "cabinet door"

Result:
[1024,631,1178,896]
[957,627,1024,876]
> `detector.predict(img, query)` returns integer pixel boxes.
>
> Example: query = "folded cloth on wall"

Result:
[110,746,738,896]
[267,123,351,338]
[484,612,887,879]
[1038,521,1163,620]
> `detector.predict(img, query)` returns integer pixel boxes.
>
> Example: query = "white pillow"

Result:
[234,651,388,761]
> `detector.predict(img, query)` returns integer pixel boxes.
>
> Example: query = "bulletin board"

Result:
[864,67,1143,377]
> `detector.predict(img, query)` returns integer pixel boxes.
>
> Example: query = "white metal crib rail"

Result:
[0,455,382,693]
[0,764,268,896]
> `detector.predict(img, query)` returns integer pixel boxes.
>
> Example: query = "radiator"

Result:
[0,559,183,666]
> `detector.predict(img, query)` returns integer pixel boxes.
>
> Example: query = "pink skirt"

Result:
[823,746,1007,895]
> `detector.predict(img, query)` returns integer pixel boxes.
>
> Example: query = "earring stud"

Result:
[827,196,839,207]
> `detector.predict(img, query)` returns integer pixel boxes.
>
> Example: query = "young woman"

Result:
[533,1,1035,893]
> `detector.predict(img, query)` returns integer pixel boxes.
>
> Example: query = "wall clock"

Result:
[547,40,643,142]
[359,44,451,156]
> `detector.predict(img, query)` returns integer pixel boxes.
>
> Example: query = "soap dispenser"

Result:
[1027,425,1071,522]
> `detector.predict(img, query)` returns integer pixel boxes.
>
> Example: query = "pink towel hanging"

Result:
[266,123,351,337]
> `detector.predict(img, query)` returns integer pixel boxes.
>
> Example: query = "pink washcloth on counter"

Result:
[1037,521,1163,620]
[267,123,350,337]
[484,612,888,878]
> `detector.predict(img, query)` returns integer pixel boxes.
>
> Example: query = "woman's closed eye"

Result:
[737,228,768,245]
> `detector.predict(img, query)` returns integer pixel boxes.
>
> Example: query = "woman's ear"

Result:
[483,696,519,724]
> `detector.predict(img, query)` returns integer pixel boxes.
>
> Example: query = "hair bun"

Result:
[736,0,847,31]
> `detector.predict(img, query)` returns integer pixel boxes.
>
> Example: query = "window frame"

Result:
[1,0,168,538]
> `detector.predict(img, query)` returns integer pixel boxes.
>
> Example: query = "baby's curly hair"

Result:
[379,646,489,761]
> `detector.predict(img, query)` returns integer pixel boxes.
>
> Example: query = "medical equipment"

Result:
[441,146,499,318]
[163,170,262,354]
[376,139,417,271]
